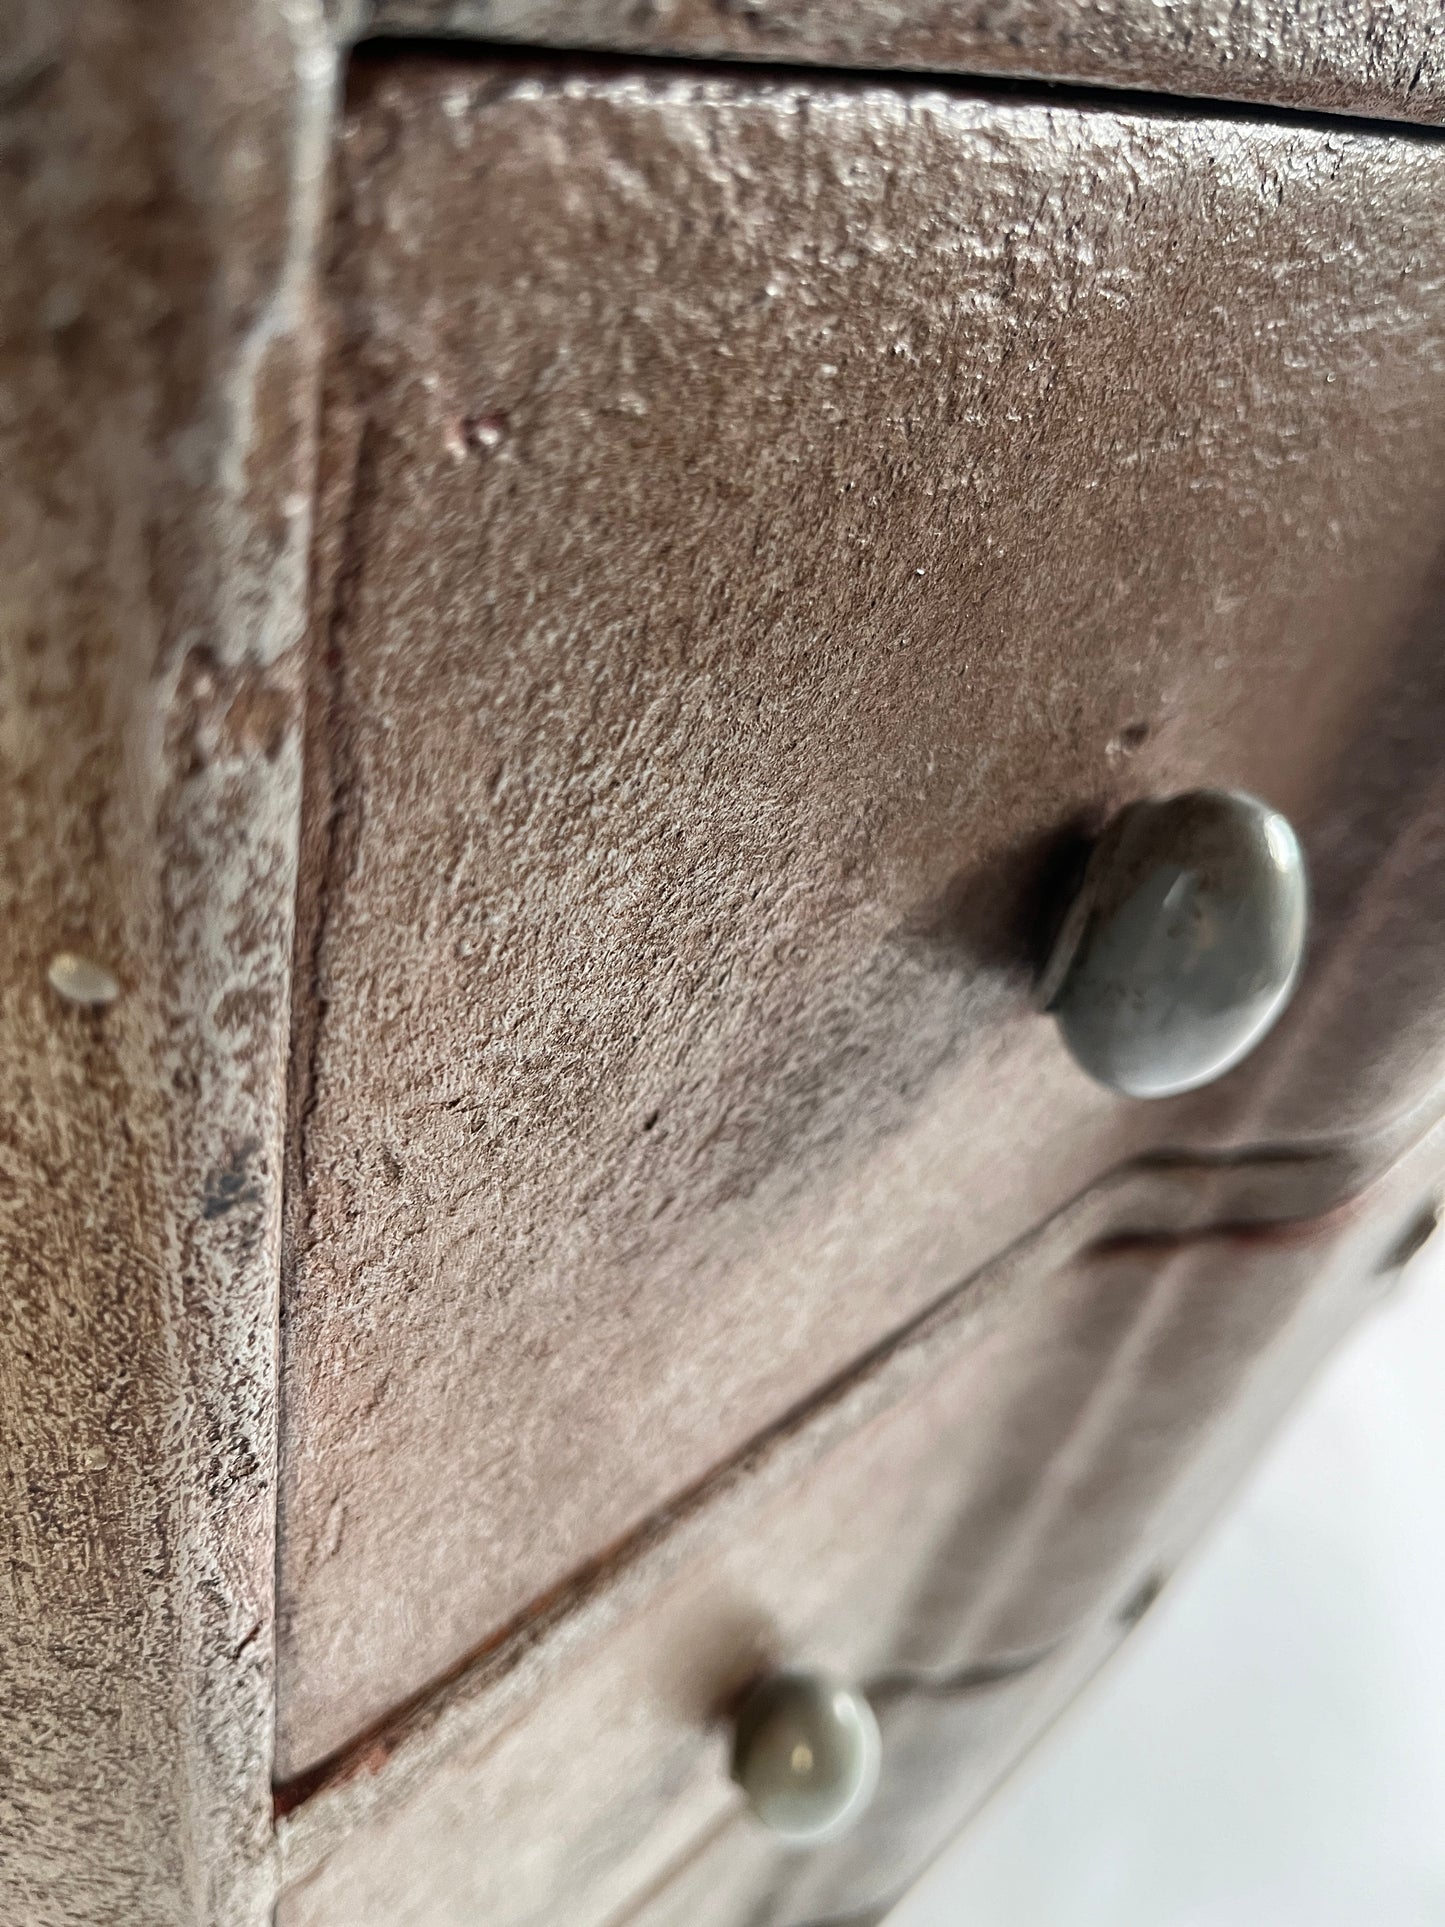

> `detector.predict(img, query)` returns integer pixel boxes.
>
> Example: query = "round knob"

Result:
[1041,790,1308,1099]
[731,1670,881,1842]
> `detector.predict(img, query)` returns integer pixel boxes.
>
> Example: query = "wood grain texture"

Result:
[279,54,1445,1775]
[0,4,332,1921]
[277,1125,1445,1925]
[355,0,1445,128]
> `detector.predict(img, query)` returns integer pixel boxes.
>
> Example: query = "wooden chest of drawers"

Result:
[5,4,1445,1923]
[277,1123,1445,1925]
[280,49,1445,1778]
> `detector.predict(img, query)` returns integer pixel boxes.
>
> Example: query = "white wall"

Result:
[893,1237,1445,1926]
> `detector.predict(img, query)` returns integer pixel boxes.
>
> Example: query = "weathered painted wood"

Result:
[354,0,1445,127]
[0,5,332,1921]
[279,55,1445,1777]
[277,1125,1445,1925]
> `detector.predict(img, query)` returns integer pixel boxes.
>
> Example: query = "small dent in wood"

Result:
[445,408,508,460]
[1107,719,1152,760]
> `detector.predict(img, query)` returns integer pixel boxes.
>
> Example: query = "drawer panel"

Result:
[279,55,1445,1772]
[278,1136,1442,1925]
[360,0,1445,128]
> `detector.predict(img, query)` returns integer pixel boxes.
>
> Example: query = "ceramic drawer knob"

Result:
[731,1670,882,1842]
[1042,789,1308,1099]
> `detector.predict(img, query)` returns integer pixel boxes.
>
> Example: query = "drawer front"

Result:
[280,54,1445,1772]
[360,0,1445,128]
[278,1135,1442,1926]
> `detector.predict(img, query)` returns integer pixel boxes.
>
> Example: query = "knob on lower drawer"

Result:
[1041,790,1309,1099]
[731,1670,881,1842]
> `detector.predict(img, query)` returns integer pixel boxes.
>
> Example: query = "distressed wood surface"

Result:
[631,1155,1440,1927]
[280,55,1445,1776]
[277,1124,1444,1925]
[353,0,1445,128]
[273,1149,1367,1876]
[0,4,332,1921]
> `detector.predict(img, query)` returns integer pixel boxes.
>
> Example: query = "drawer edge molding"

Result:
[347,0,1445,130]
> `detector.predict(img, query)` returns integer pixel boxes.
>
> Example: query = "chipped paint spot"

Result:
[202,1141,264,1220]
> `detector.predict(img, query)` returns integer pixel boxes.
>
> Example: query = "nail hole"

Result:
[642,1109,661,1133]
[1107,720,1151,759]
[447,409,508,459]
[47,952,121,1007]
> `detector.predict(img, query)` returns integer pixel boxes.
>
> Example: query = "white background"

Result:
[892,1239,1445,1926]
